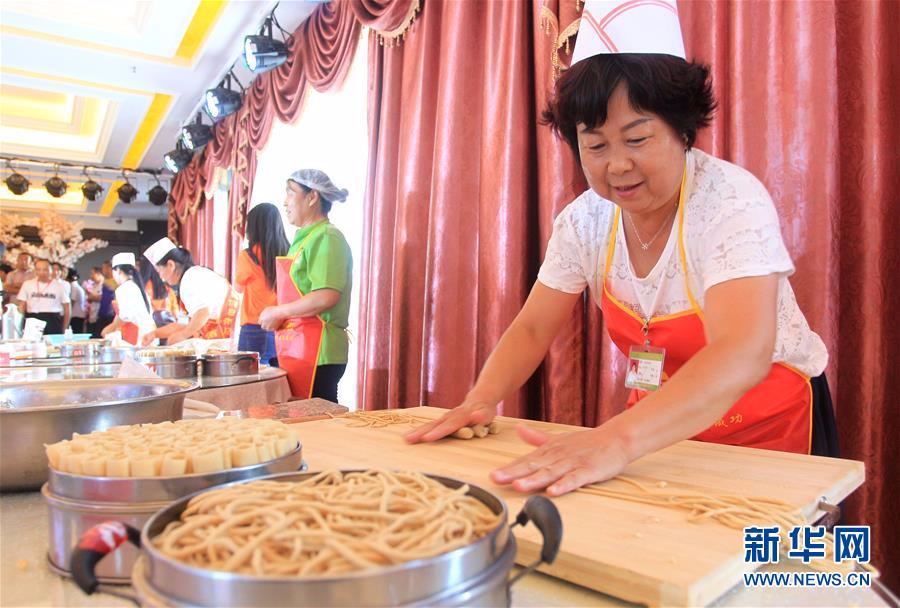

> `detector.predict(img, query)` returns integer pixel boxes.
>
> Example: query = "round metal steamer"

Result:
[136,355,200,379]
[47,445,303,583]
[129,471,537,607]
[0,379,197,491]
[100,346,139,364]
[201,352,260,377]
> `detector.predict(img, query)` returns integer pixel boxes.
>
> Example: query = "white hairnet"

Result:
[288,169,348,203]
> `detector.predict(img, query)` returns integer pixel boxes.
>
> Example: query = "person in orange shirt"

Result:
[235,203,289,365]
[139,258,179,325]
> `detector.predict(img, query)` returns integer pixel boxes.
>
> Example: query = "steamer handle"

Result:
[509,495,563,585]
[71,522,141,595]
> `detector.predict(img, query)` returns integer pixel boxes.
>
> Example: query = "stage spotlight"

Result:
[81,168,104,201]
[203,71,243,121]
[181,116,213,151]
[148,175,168,206]
[44,165,67,198]
[4,161,29,195]
[118,171,138,204]
[243,30,287,73]
[163,146,193,174]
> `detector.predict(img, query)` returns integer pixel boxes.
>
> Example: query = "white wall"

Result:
[250,32,368,410]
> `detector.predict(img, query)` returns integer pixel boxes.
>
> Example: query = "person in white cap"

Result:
[408,0,836,495]
[101,252,156,346]
[257,169,351,402]
[141,238,238,345]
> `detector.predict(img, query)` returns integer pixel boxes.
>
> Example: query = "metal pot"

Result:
[45,445,304,583]
[60,342,101,361]
[100,346,139,364]
[202,352,259,377]
[136,355,199,379]
[0,379,198,491]
[72,470,562,607]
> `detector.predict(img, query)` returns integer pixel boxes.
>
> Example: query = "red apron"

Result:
[600,195,813,454]
[196,290,239,340]
[110,300,139,346]
[274,224,328,398]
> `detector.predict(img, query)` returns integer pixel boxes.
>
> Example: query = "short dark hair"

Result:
[542,54,716,156]
[157,247,194,271]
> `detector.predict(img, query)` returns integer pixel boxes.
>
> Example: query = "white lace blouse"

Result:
[537,148,828,378]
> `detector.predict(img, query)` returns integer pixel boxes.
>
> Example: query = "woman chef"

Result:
[140,237,239,346]
[407,0,838,496]
[100,252,156,345]
[258,169,352,402]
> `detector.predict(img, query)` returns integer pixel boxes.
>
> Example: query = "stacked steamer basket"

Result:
[72,470,563,607]
[201,351,260,377]
[43,418,304,583]
[0,379,196,491]
[136,347,200,379]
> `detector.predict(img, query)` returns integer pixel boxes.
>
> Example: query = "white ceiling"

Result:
[0,0,321,220]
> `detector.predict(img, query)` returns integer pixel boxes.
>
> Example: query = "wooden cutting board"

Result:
[290,407,864,606]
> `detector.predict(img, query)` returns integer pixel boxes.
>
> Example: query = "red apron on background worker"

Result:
[141,237,239,346]
[406,0,838,498]
[101,253,156,346]
[259,169,352,402]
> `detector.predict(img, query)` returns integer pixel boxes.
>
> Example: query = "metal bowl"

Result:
[0,379,198,491]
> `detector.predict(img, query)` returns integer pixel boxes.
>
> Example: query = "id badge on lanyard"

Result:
[625,319,666,392]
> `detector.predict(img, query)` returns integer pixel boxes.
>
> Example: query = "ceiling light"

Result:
[118,171,138,204]
[148,175,168,206]
[181,115,213,151]
[44,165,67,198]
[163,145,193,174]
[203,71,243,121]
[81,167,104,201]
[4,161,29,195]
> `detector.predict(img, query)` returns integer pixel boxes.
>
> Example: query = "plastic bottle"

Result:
[2,304,21,340]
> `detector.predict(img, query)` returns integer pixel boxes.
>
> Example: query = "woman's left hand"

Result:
[491,424,632,496]
[259,306,285,332]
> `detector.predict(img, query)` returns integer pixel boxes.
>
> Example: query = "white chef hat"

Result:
[143,237,177,266]
[571,0,686,65]
[111,252,136,268]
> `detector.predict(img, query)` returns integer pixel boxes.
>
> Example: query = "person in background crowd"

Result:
[5,252,34,306]
[259,169,352,402]
[139,258,179,327]
[102,253,156,346]
[51,263,72,321]
[142,238,239,345]
[85,266,104,337]
[67,268,87,334]
[235,203,289,366]
[95,264,117,336]
[16,258,70,335]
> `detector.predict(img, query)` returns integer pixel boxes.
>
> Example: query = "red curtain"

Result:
[169,0,362,277]
[359,0,898,587]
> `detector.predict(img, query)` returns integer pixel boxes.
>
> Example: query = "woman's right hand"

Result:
[404,398,497,443]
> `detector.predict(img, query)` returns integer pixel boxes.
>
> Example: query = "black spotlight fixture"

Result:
[4,161,29,195]
[181,114,213,151]
[163,142,193,174]
[44,164,68,198]
[147,174,169,206]
[117,170,138,204]
[203,70,243,121]
[81,167,104,201]
[243,16,288,74]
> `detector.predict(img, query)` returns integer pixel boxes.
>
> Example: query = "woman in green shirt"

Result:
[259,169,351,402]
